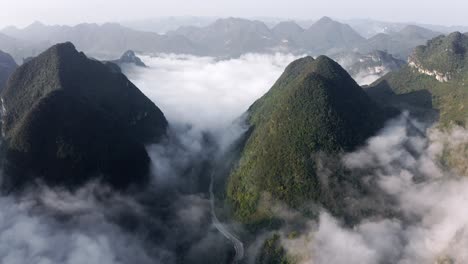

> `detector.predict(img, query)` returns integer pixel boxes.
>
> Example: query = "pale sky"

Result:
[1,0,467,28]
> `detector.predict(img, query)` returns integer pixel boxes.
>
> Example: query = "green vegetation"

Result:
[368,33,468,176]
[1,42,168,189]
[369,32,468,127]
[227,56,390,224]
[256,234,292,264]
[411,32,468,74]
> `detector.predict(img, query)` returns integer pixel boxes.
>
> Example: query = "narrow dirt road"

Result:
[209,173,244,263]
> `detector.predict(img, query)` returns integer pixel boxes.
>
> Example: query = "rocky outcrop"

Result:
[408,58,451,82]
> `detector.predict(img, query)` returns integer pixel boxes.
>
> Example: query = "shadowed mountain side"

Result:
[0,50,17,91]
[366,80,438,122]
[0,42,168,190]
[226,56,396,226]
[369,32,468,126]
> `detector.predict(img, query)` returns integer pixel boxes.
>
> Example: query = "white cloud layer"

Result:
[0,53,299,264]
[123,53,298,131]
[0,185,163,264]
[279,114,468,264]
[1,53,467,264]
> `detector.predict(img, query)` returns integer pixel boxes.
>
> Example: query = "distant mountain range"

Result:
[120,16,468,37]
[121,16,217,34]
[167,18,280,57]
[1,22,200,61]
[368,32,468,127]
[332,50,406,85]
[0,50,17,91]
[364,25,442,59]
[343,18,468,38]
[1,34,467,262]
[166,16,370,57]
[0,32,44,63]
[367,32,468,176]
[0,17,448,62]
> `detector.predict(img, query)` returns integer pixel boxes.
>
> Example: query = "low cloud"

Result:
[123,53,298,131]
[2,51,466,264]
[0,179,236,264]
[122,54,468,264]
[0,53,296,264]
[0,184,165,264]
[353,69,388,85]
[279,114,468,264]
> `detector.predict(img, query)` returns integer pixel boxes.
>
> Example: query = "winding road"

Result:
[209,173,245,263]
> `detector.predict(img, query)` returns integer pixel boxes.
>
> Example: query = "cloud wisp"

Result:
[123,53,299,131]
[276,114,468,264]
[2,52,466,264]
[0,53,299,264]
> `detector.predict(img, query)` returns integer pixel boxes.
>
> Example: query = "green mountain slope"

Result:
[227,56,391,224]
[369,32,468,126]
[365,25,441,59]
[1,42,168,189]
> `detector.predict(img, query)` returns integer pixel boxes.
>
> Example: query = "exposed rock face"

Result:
[168,16,367,56]
[333,50,406,84]
[0,50,17,91]
[408,59,451,82]
[407,32,468,82]
[0,42,168,190]
[368,32,468,126]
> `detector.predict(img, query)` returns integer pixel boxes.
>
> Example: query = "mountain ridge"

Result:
[368,32,468,126]
[1,42,168,189]
[0,17,443,60]
[226,55,393,225]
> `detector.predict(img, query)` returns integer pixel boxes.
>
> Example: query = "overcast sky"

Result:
[1,0,467,28]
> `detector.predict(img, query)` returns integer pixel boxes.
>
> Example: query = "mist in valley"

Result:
[125,54,468,263]
[0,53,298,264]
[270,114,468,263]
[0,47,467,264]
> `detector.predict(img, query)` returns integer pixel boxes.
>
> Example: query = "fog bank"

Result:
[123,53,299,131]
[277,114,468,263]
[0,53,299,264]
